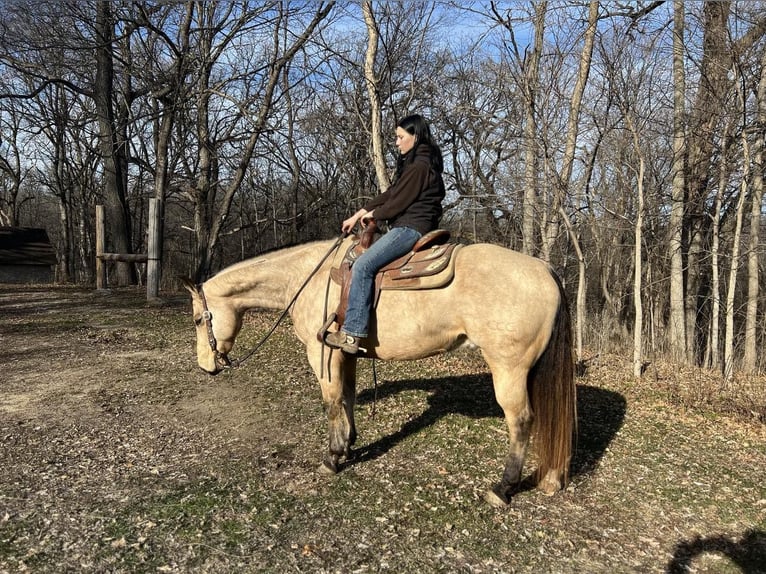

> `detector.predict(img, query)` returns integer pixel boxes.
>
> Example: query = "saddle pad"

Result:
[379,243,462,289]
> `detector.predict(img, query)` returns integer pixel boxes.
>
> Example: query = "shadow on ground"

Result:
[353,374,626,486]
[666,530,766,574]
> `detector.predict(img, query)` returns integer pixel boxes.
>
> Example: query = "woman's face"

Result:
[395,127,416,155]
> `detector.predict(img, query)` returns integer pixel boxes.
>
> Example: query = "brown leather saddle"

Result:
[317,222,462,342]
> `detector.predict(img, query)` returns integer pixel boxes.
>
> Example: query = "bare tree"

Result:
[0,1,153,285]
[540,0,598,264]
[441,54,521,243]
[489,1,547,255]
[131,1,196,205]
[362,1,390,191]
[724,76,750,382]
[681,1,766,364]
[181,2,334,281]
[603,31,652,377]
[742,46,766,373]
[536,0,598,364]
[709,118,733,370]
[630,129,646,379]
[0,97,31,227]
[34,83,101,284]
[668,0,687,362]
[93,1,136,285]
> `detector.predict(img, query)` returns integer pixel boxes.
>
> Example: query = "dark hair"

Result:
[396,114,444,175]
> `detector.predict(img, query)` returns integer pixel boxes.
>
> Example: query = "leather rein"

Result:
[197,234,346,370]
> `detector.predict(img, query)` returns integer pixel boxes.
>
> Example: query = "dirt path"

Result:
[1,285,764,573]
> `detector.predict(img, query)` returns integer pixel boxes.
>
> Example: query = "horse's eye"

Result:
[194,317,202,326]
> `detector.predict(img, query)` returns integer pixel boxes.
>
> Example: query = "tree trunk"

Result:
[559,207,585,364]
[521,1,546,257]
[668,0,687,362]
[622,108,646,379]
[192,11,215,280]
[709,120,731,370]
[284,63,302,244]
[742,49,766,373]
[94,0,134,286]
[362,1,390,192]
[724,127,748,382]
[153,2,193,207]
[724,68,751,381]
[633,155,645,379]
[541,0,597,262]
[684,1,733,364]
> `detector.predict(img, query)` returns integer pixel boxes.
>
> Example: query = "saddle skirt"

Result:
[327,229,463,328]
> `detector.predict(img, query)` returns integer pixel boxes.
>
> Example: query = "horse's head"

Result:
[182,278,243,375]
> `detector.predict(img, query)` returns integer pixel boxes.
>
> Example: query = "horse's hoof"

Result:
[318,460,338,475]
[537,474,562,496]
[483,488,509,508]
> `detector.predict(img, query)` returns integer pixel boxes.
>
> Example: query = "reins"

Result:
[199,234,346,369]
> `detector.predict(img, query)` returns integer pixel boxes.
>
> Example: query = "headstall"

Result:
[198,286,232,369]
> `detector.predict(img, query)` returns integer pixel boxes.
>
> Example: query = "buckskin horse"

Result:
[183,234,576,506]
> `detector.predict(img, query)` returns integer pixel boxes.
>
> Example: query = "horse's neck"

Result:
[208,241,331,311]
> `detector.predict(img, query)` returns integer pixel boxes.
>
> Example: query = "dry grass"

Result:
[0,284,764,573]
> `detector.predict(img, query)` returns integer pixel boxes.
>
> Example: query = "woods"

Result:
[1,0,765,380]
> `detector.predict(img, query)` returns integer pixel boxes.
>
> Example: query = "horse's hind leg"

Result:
[483,363,533,507]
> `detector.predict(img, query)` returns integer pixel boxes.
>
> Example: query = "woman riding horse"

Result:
[324,114,445,354]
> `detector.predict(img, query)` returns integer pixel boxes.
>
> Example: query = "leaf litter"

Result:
[0,285,764,573]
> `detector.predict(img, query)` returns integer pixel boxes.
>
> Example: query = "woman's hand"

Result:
[341,209,367,235]
[341,209,376,235]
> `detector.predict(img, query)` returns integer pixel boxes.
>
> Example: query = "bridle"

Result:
[198,286,232,370]
[195,233,346,371]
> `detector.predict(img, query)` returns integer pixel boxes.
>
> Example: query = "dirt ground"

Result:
[1,284,765,573]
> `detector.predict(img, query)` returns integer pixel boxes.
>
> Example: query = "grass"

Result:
[0,284,764,573]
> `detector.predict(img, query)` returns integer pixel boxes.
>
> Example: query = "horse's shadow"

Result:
[666,530,766,574]
[351,374,626,485]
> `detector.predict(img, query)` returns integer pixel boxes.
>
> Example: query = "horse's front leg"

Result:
[344,355,358,448]
[308,345,357,474]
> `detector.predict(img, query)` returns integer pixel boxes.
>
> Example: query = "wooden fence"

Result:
[95,198,162,300]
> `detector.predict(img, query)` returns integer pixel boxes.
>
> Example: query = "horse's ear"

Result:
[179,276,198,295]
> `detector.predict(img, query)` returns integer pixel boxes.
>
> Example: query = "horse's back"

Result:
[454,243,559,301]
[370,242,562,361]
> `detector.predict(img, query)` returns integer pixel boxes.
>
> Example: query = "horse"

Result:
[182,235,576,506]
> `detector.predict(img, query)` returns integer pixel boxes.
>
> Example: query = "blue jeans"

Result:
[342,226,422,338]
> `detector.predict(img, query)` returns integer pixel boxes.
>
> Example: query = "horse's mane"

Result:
[212,238,337,280]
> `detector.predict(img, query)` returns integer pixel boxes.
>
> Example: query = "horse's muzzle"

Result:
[199,364,222,376]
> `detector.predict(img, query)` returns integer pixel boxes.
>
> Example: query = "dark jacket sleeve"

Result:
[362,155,431,220]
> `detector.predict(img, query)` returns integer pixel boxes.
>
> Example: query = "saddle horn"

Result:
[360,219,379,248]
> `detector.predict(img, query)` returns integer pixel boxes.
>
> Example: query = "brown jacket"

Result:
[363,144,445,236]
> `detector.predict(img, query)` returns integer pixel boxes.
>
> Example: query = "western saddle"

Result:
[317,220,462,344]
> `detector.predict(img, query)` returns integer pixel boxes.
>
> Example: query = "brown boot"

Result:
[325,330,360,354]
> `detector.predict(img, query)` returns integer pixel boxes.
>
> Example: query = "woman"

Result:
[325,114,446,354]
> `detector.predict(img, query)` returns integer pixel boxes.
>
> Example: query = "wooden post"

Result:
[96,205,106,290]
[147,198,162,300]
[95,203,155,298]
